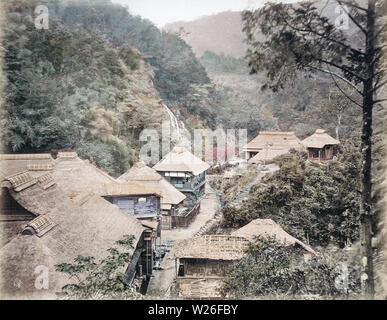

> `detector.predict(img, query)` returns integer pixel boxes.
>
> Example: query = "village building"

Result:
[243,131,305,164]
[174,219,316,298]
[0,152,161,297]
[153,146,210,199]
[302,129,340,161]
[0,153,53,246]
[173,235,250,297]
[118,161,186,230]
[102,182,161,220]
[231,218,317,258]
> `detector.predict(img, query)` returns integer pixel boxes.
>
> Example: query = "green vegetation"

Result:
[222,143,362,247]
[55,235,137,299]
[200,51,248,75]
[4,0,169,176]
[220,237,361,298]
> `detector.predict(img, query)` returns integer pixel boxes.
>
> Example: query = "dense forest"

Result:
[3,0,281,176]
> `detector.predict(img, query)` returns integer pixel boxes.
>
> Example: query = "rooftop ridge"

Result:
[37,173,56,190]
[57,152,78,159]
[0,153,52,160]
[5,170,38,192]
[258,131,295,135]
[27,163,53,171]
[22,215,57,237]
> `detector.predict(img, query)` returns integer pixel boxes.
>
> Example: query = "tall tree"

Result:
[242,0,386,296]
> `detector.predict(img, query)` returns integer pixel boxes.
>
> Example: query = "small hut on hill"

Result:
[243,132,304,164]
[302,129,340,161]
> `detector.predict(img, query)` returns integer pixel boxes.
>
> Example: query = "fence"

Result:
[171,203,200,228]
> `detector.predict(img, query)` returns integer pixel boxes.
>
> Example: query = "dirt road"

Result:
[147,184,218,297]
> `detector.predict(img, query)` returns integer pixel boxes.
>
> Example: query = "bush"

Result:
[55,235,139,299]
[222,143,362,247]
[220,237,361,298]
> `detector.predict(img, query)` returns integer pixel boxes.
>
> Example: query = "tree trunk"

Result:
[336,113,342,140]
[360,0,376,297]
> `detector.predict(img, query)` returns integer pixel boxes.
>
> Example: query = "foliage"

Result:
[55,235,138,299]
[220,236,361,298]
[222,143,362,247]
[3,0,162,176]
[200,51,249,75]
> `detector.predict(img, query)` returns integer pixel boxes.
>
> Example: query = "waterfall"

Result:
[162,102,180,136]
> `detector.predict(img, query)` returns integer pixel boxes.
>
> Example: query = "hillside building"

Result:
[243,132,304,164]
[302,129,340,161]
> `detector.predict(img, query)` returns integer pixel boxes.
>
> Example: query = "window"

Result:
[310,149,319,158]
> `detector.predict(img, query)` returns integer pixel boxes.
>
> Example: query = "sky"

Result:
[111,0,280,27]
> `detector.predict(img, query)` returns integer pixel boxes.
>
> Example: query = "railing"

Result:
[171,203,200,228]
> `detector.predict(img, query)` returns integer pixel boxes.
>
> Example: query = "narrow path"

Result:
[228,163,280,208]
[147,183,218,297]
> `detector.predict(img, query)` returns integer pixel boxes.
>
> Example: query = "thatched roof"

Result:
[0,153,54,181]
[153,146,210,176]
[231,219,316,255]
[0,167,145,298]
[302,129,340,149]
[52,153,117,196]
[244,132,304,151]
[103,181,162,197]
[248,148,290,164]
[174,235,250,260]
[118,162,186,206]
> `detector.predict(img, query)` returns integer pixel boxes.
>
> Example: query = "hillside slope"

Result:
[164,11,247,59]
[4,0,167,175]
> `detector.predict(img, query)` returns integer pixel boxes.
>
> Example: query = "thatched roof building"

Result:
[0,154,148,298]
[153,146,210,176]
[244,131,304,151]
[174,235,250,260]
[231,218,316,255]
[248,148,291,164]
[103,181,162,197]
[302,129,340,161]
[302,129,340,149]
[52,152,117,197]
[243,132,304,163]
[118,162,186,208]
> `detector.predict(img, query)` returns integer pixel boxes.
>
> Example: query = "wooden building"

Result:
[243,131,305,164]
[231,218,317,259]
[153,146,210,199]
[0,152,160,297]
[118,161,186,230]
[302,129,340,161]
[102,182,161,220]
[174,219,316,298]
[173,235,250,298]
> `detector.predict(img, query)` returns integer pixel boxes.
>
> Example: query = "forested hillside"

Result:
[3,0,277,172]
[164,11,248,58]
[4,0,167,175]
[200,50,362,140]
[174,5,364,140]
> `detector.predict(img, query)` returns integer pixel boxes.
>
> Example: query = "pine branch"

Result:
[335,0,368,12]
[337,1,368,34]
[319,59,366,82]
